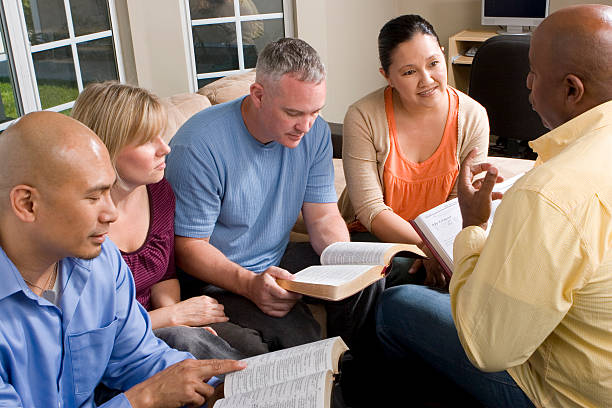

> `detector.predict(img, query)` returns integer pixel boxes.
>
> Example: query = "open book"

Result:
[214,337,348,408]
[410,173,524,277]
[277,242,425,301]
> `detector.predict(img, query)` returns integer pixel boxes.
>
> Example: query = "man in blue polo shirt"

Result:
[167,38,382,353]
[0,111,243,407]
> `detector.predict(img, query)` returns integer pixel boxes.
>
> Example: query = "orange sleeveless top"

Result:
[383,86,459,221]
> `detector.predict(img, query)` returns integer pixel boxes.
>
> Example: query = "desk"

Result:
[447,29,497,93]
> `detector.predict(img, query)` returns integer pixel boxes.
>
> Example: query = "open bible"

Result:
[214,337,348,408]
[277,242,425,301]
[410,173,524,277]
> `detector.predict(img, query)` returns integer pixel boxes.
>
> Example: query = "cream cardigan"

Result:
[338,86,490,231]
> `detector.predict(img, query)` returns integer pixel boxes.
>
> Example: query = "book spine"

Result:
[408,220,453,281]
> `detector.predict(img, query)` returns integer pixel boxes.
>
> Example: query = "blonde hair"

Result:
[72,81,166,165]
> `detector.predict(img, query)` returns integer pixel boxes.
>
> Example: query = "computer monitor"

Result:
[482,0,549,35]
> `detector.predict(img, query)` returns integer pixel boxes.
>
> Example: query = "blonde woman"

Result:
[72,82,266,359]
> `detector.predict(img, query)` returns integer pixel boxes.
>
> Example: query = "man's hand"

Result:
[170,296,229,327]
[457,149,504,229]
[125,359,246,408]
[246,266,302,317]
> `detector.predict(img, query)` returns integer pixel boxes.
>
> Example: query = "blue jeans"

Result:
[376,285,535,408]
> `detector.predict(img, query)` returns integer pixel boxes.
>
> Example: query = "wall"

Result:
[113,0,137,85]
[116,0,604,119]
[549,0,604,12]
[295,0,399,123]
[396,0,599,51]
[125,0,194,97]
[295,0,605,123]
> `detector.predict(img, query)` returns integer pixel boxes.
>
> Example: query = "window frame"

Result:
[184,0,294,91]
[0,0,124,130]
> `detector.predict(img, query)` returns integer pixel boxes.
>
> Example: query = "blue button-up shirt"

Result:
[0,240,191,407]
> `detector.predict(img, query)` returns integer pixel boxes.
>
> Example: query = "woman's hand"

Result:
[170,295,229,327]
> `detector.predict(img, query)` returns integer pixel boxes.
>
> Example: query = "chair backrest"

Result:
[468,35,547,143]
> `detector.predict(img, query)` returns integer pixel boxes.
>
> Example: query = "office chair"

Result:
[468,35,547,159]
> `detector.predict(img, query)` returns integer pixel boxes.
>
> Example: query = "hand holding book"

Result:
[410,165,524,277]
[246,266,302,318]
[277,242,425,301]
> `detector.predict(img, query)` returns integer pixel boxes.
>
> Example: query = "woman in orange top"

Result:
[338,15,490,287]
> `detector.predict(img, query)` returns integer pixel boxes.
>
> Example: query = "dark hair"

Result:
[378,15,440,74]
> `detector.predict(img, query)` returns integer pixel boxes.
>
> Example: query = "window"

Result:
[0,0,123,130]
[187,0,293,89]
[0,17,19,127]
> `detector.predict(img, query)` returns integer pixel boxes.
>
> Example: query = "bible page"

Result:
[415,172,525,264]
[290,264,375,286]
[224,338,338,396]
[320,242,399,266]
[416,198,462,265]
[215,371,328,408]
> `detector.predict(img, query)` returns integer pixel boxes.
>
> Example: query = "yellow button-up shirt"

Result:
[451,100,612,408]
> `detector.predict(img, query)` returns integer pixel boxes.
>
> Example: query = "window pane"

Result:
[0,25,19,123]
[190,0,234,19]
[70,0,111,37]
[241,0,283,15]
[32,46,78,109]
[0,58,18,123]
[197,77,220,89]
[22,0,69,45]
[77,37,118,86]
[193,24,238,73]
[242,18,283,69]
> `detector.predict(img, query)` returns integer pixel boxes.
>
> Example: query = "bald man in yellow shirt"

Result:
[376,4,612,408]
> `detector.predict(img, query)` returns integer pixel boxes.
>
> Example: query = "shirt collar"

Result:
[529,100,612,163]
[0,246,32,301]
[0,245,93,303]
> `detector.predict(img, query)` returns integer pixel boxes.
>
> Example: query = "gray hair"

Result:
[255,37,326,84]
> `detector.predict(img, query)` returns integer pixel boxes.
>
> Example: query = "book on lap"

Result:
[410,173,524,278]
[214,337,348,408]
[277,242,425,301]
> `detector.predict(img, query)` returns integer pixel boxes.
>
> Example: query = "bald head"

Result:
[0,111,110,209]
[534,4,612,103]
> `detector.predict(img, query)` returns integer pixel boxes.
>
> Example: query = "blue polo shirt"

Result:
[166,97,337,272]
[0,240,191,407]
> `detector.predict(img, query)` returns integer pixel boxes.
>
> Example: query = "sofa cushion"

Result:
[163,93,211,143]
[198,70,256,105]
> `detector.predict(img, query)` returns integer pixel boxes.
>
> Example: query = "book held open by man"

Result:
[277,242,425,301]
[410,173,524,277]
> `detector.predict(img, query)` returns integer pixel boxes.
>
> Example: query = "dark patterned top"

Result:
[121,178,176,310]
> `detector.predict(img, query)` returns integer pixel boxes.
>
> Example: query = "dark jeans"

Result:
[179,241,385,354]
[376,285,535,408]
[279,241,384,354]
[153,326,248,360]
[199,284,321,352]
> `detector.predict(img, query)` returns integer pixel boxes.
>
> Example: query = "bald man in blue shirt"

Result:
[0,112,244,407]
